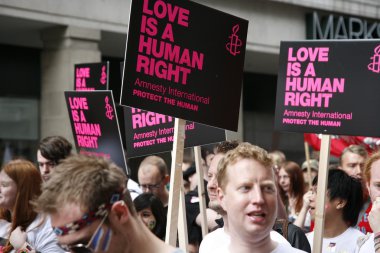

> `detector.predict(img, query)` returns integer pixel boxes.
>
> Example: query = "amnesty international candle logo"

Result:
[226,25,243,56]
[100,66,107,85]
[275,40,380,137]
[105,96,114,120]
[368,45,380,73]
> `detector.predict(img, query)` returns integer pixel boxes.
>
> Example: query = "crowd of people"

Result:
[0,136,379,253]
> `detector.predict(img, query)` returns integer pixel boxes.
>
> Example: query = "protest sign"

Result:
[124,107,225,157]
[75,62,122,101]
[65,91,127,173]
[121,0,248,131]
[275,40,380,137]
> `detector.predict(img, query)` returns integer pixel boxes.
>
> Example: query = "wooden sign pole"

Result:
[165,118,188,249]
[312,134,331,253]
[194,146,208,237]
[178,188,189,251]
[304,141,312,189]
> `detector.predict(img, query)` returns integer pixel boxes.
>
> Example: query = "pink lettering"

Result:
[284,92,333,108]
[77,135,98,148]
[288,47,329,62]
[69,97,89,110]
[136,54,191,85]
[132,111,172,129]
[142,0,189,27]
[75,67,90,78]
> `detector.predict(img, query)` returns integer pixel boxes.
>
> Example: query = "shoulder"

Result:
[273,243,308,253]
[200,228,229,253]
[346,227,365,237]
[356,233,374,253]
[26,215,65,253]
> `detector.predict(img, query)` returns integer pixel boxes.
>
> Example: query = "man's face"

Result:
[138,165,165,196]
[0,170,17,210]
[37,150,56,181]
[51,202,122,253]
[278,168,290,193]
[207,153,224,211]
[367,159,380,203]
[340,152,366,180]
[219,158,277,241]
[309,186,343,223]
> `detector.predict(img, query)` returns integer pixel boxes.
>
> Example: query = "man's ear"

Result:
[110,200,130,224]
[217,187,226,211]
[163,175,170,185]
[336,199,347,210]
[366,182,371,196]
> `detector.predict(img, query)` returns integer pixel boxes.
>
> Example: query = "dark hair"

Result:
[312,169,363,226]
[38,136,72,164]
[133,193,166,240]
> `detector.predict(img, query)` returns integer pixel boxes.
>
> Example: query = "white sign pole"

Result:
[166,118,188,250]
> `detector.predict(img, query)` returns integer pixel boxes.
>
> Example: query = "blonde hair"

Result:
[217,142,273,190]
[34,155,135,216]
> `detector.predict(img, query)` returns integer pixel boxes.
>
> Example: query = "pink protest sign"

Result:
[123,107,226,158]
[121,0,248,131]
[275,40,380,137]
[65,91,127,172]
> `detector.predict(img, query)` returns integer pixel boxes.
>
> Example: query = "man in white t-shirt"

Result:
[307,169,364,253]
[214,142,305,253]
[356,151,380,253]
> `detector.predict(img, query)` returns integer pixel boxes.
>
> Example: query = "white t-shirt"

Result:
[355,233,375,253]
[0,215,65,252]
[272,243,308,253]
[307,227,364,253]
[199,228,290,253]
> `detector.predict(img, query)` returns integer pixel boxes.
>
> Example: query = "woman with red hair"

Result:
[0,159,64,252]
[278,161,310,229]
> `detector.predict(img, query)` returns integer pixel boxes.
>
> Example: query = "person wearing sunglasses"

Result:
[34,154,184,253]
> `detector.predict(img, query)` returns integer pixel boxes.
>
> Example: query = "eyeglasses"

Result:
[139,178,164,191]
[59,213,109,253]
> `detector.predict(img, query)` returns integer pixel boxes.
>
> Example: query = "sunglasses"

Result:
[58,213,111,253]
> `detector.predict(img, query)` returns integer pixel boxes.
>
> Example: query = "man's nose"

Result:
[250,186,264,205]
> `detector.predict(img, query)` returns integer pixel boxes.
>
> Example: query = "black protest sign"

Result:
[124,107,225,158]
[74,62,122,102]
[74,63,108,91]
[275,40,380,137]
[121,0,248,131]
[65,91,127,172]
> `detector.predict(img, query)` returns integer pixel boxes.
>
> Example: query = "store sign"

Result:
[307,11,380,40]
